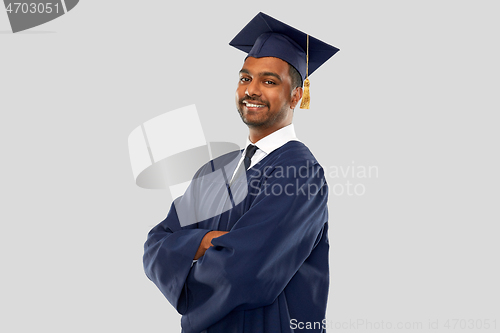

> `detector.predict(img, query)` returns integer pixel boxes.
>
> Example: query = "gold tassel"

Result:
[300,34,310,109]
[300,78,310,109]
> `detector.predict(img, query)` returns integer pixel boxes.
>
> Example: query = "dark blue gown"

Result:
[143,141,329,333]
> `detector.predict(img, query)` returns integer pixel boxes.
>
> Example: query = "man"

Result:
[143,12,339,332]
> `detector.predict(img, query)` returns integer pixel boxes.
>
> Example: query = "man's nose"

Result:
[245,80,261,97]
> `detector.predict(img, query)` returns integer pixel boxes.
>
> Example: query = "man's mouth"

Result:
[243,100,266,109]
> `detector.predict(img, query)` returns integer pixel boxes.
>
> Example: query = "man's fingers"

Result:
[209,231,229,246]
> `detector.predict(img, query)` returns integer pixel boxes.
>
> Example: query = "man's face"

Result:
[236,56,299,132]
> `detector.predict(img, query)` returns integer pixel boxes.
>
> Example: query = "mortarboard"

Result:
[229,12,340,108]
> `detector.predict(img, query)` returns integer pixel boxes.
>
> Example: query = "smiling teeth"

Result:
[246,103,264,108]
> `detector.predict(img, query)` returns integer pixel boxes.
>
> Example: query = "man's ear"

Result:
[290,87,303,109]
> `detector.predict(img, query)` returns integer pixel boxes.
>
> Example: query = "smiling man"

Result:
[143,12,339,333]
[236,56,299,142]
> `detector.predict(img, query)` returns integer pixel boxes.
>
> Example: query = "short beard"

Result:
[236,97,289,129]
[236,96,269,127]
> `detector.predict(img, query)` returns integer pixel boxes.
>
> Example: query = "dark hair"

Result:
[289,64,303,90]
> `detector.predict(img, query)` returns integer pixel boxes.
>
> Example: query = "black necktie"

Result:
[244,144,258,170]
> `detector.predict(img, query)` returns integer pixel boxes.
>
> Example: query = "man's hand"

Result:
[194,231,229,260]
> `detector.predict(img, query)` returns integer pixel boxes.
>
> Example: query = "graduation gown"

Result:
[143,140,329,333]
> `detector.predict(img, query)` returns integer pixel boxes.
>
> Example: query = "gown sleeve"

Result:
[180,158,329,333]
[143,200,212,314]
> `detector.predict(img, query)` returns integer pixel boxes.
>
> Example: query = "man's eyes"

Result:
[238,77,276,85]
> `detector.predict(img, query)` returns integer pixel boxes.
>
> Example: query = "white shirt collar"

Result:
[231,124,300,181]
[244,124,299,156]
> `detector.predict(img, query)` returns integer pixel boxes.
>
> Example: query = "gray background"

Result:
[1,1,498,332]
